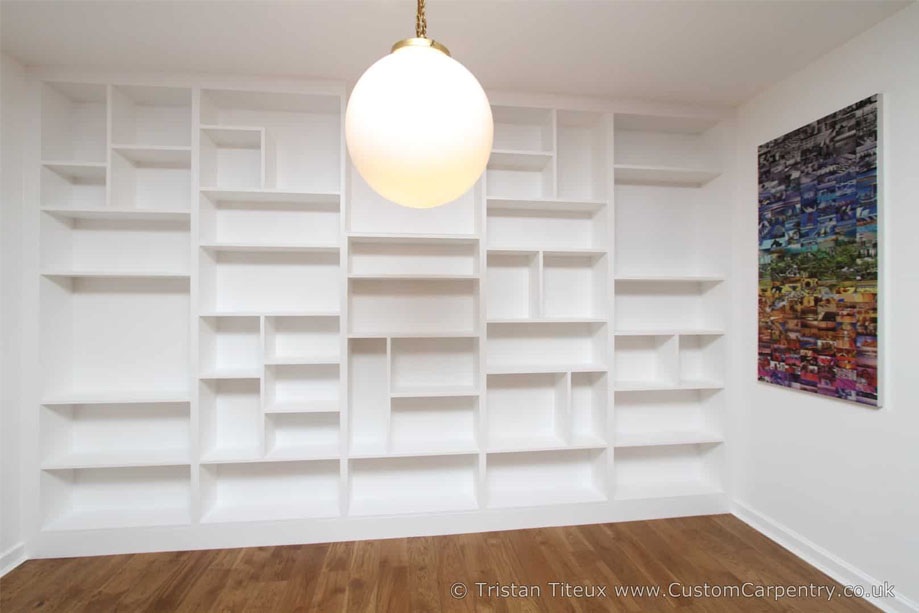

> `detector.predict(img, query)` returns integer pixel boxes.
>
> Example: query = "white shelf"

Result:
[488,247,607,257]
[41,161,106,181]
[111,144,191,166]
[615,329,724,337]
[487,435,606,454]
[203,499,339,523]
[487,363,607,375]
[488,149,553,171]
[348,273,478,281]
[615,274,724,283]
[201,310,339,318]
[41,450,191,470]
[264,445,341,462]
[263,401,339,414]
[390,385,479,399]
[43,506,192,532]
[348,232,478,244]
[200,242,339,254]
[41,269,190,280]
[614,430,723,448]
[349,491,478,517]
[200,188,340,205]
[349,331,479,339]
[199,447,263,464]
[489,317,606,324]
[613,164,721,188]
[486,197,606,213]
[199,369,261,380]
[348,446,480,460]
[263,356,339,366]
[615,481,723,501]
[41,207,190,221]
[614,380,723,392]
[488,484,606,509]
[200,124,263,148]
[41,391,190,406]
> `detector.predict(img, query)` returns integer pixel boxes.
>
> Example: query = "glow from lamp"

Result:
[346,40,493,209]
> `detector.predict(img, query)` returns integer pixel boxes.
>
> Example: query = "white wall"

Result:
[1,52,27,572]
[730,4,919,610]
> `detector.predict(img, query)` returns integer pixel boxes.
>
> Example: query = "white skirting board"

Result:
[732,502,918,613]
[0,542,26,577]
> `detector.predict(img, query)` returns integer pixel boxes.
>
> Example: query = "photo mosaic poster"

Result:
[757,95,879,406]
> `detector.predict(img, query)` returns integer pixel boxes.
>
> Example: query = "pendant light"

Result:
[346,0,493,209]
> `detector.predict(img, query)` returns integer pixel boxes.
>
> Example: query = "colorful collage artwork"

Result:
[757,95,879,407]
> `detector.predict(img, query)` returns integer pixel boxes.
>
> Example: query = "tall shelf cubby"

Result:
[32,76,731,553]
[38,80,194,531]
[610,111,729,500]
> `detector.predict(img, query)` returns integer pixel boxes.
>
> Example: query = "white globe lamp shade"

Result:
[346,39,493,209]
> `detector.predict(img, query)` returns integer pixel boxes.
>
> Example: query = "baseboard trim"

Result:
[0,543,26,578]
[732,501,918,613]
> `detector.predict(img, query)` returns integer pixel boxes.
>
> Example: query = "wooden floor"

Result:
[1,514,877,612]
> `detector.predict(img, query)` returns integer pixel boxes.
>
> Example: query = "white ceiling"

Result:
[1,0,910,107]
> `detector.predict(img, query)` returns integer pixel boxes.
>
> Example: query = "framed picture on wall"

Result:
[757,95,880,407]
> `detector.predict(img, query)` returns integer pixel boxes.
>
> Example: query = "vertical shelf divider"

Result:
[476,178,488,509]
[339,93,350,517]
[189,86,202,522]
[605,112,618,498]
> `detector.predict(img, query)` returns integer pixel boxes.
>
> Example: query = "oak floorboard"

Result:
[0,515,880,612]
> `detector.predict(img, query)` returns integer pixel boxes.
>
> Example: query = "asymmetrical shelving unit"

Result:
[31,75,731,555]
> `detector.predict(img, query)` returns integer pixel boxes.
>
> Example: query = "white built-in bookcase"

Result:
[29,75,731,555]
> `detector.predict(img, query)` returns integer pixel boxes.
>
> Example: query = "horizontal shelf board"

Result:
[486,197,606,213]
[488,247,607,256]
[613,164,721,188]
[202,448,339,464]
[264,356,340,366]
[41,450,191,470]
[200,125,263,148]
[41,391,190,405]
[43,507,191,532]
[614,430,724,448]
[41,207,190,221]
[615,274,725,283]
[348,492,478,517]
[488,149,553,171]
[348,445,480,460]
[200,242,339,254]
[264,401,340,414]
[201,310,339,318]
[199,369,261,380]
[614,379,724,392]
[614,329,724,337]
[41,270,190,280]
[487,363,607,375]
[349,331,479,339]
[348,273,479,281]
[264,446,341,462]
[615,481,723,501]
[42,161,106,181]
[488,485,606,510]
[488,317,606,325]
[112,145,191,166]
[200,188,340,205]
[390,385,479,398]
[199,446,263,464]
[486,435,606,455]
[348,232,478,245]
[203,500,339,524]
